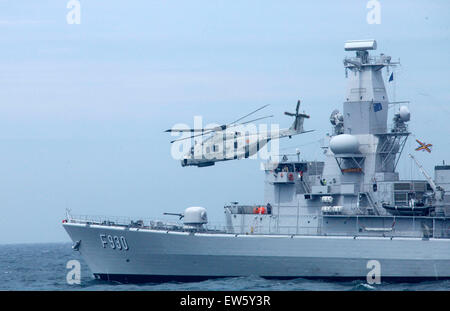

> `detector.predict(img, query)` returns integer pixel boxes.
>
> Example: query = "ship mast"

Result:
[342,40,408,176]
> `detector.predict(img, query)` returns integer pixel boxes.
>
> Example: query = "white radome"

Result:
[399,105,411,122]
[329,134,360,154]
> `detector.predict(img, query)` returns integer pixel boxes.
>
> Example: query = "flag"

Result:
[389,72,394,82]
[373,102,382,112]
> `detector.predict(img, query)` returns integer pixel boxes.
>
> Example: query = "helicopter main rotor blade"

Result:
[226,115,274,128]
[228,104,270,126]
[165,129,210,133]
[170,130,214,144]
[169,115,273,143]
[168,104,271,143]
[167,104,269,135]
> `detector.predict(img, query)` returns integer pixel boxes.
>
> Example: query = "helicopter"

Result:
[165,100,313,167]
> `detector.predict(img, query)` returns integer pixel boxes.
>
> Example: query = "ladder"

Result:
[361,192,380,215]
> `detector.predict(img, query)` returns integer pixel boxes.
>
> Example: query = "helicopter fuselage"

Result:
[181,131,272,167]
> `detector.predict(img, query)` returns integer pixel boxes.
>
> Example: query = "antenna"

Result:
[344,40,377,51]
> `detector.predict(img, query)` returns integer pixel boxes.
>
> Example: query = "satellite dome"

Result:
[330,134,360,154]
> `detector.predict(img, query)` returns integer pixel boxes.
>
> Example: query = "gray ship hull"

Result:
[64,222,450,282]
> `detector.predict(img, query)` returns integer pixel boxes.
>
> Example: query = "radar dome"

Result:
[183,206,208,225]
[330,134,360,154]
[399,106,410,122]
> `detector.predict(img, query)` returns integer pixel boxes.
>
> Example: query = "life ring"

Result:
[288,173,294,181]
[253,207,266,214]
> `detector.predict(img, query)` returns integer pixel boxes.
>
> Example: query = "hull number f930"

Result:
[100,234,129,250]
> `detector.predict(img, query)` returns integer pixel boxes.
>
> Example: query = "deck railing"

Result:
[65,212,450,238]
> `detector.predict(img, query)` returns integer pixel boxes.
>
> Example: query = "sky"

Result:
[0,0,449,243]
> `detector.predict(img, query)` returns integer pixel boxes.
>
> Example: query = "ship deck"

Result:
[63,213,450,239]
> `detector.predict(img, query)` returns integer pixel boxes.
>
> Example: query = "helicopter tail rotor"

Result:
[285,100,310,131]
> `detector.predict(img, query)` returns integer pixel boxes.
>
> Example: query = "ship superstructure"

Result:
[63,40,450,282]
[225,39,449,237]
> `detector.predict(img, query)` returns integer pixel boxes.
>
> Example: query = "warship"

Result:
[63,40,450,282]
